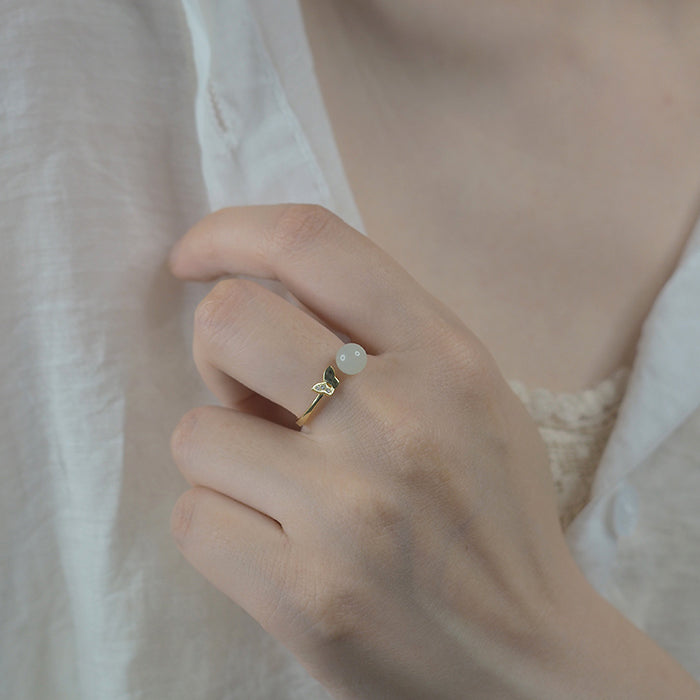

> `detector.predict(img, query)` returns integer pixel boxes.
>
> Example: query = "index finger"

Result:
[168,203,457,354]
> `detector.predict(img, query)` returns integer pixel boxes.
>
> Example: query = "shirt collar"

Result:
[592,211,700,498]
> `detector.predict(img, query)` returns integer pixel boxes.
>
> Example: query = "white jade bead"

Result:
[336,343,367,375]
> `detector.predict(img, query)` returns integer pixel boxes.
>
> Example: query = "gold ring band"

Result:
[296,365,340,427]
[296,343,368,428]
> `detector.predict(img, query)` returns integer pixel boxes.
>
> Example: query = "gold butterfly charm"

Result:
[312,365,340,396]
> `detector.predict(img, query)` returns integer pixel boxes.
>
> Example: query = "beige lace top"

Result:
[507,366,632,531]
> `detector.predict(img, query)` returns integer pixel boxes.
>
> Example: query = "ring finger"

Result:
[193,277,368,433]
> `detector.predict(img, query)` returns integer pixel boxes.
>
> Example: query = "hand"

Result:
[166,204,598,698]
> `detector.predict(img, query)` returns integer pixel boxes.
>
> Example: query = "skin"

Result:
[168,2,700,695]
[297,0,700,392]
[168,204,700,698]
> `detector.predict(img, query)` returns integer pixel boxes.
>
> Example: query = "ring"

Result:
[296,343,367,427]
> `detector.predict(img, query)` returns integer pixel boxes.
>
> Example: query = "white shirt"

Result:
[1,1,698,697]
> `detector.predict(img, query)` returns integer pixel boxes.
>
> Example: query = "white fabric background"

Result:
[1,1,334,697]
[1,1,699,698]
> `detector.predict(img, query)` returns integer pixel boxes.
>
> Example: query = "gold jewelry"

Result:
[296,365,339,427]
[296,343,367,427]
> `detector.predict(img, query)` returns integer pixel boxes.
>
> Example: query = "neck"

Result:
[308,0,700,86]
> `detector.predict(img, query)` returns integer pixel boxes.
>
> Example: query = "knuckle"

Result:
[269,204,336,258]
[170,406,202,464]
[170,406,217,470]
[193,283,230,337]
[380,410,425,459]
[170,488,200,546]
[434,328,500,395]
[193,278,257,340]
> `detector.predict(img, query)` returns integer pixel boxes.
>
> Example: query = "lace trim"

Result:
[507,366,632,428]
[507,366,632,530]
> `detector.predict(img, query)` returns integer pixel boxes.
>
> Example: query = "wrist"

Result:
[529,568,700,700]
